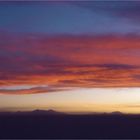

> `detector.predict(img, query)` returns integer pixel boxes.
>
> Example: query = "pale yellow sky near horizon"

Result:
[0,88,140,114]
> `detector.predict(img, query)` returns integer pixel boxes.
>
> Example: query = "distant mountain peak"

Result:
[31,109,65,115]
[111,111,123,115]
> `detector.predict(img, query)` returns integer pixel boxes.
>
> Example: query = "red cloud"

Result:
[0,32,140,94]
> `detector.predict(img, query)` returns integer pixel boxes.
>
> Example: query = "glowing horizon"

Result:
[0,87,140,114]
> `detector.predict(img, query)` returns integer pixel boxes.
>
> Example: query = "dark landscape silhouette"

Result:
[0,109,140,139]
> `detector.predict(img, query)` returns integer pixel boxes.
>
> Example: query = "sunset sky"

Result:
[1,1,140,113]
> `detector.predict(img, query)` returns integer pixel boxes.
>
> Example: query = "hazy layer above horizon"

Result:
[0,88,140,114]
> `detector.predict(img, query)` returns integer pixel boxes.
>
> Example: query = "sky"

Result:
[1,1,140,113]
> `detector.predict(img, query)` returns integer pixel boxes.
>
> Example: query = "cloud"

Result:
[0,32,140,94]
[0,85,72,95]
[1,2,140,35]
[123,105,140,108]
[70,1,140,23]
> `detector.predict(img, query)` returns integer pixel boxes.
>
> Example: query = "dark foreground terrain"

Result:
[0,111,140,139]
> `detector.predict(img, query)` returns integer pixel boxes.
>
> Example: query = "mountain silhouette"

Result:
[31,109,65,115]
[1,110,140,139]
[0,109,66,116]
[111,111,123,115]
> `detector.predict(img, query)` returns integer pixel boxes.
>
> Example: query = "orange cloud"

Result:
[0,32,140,94]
